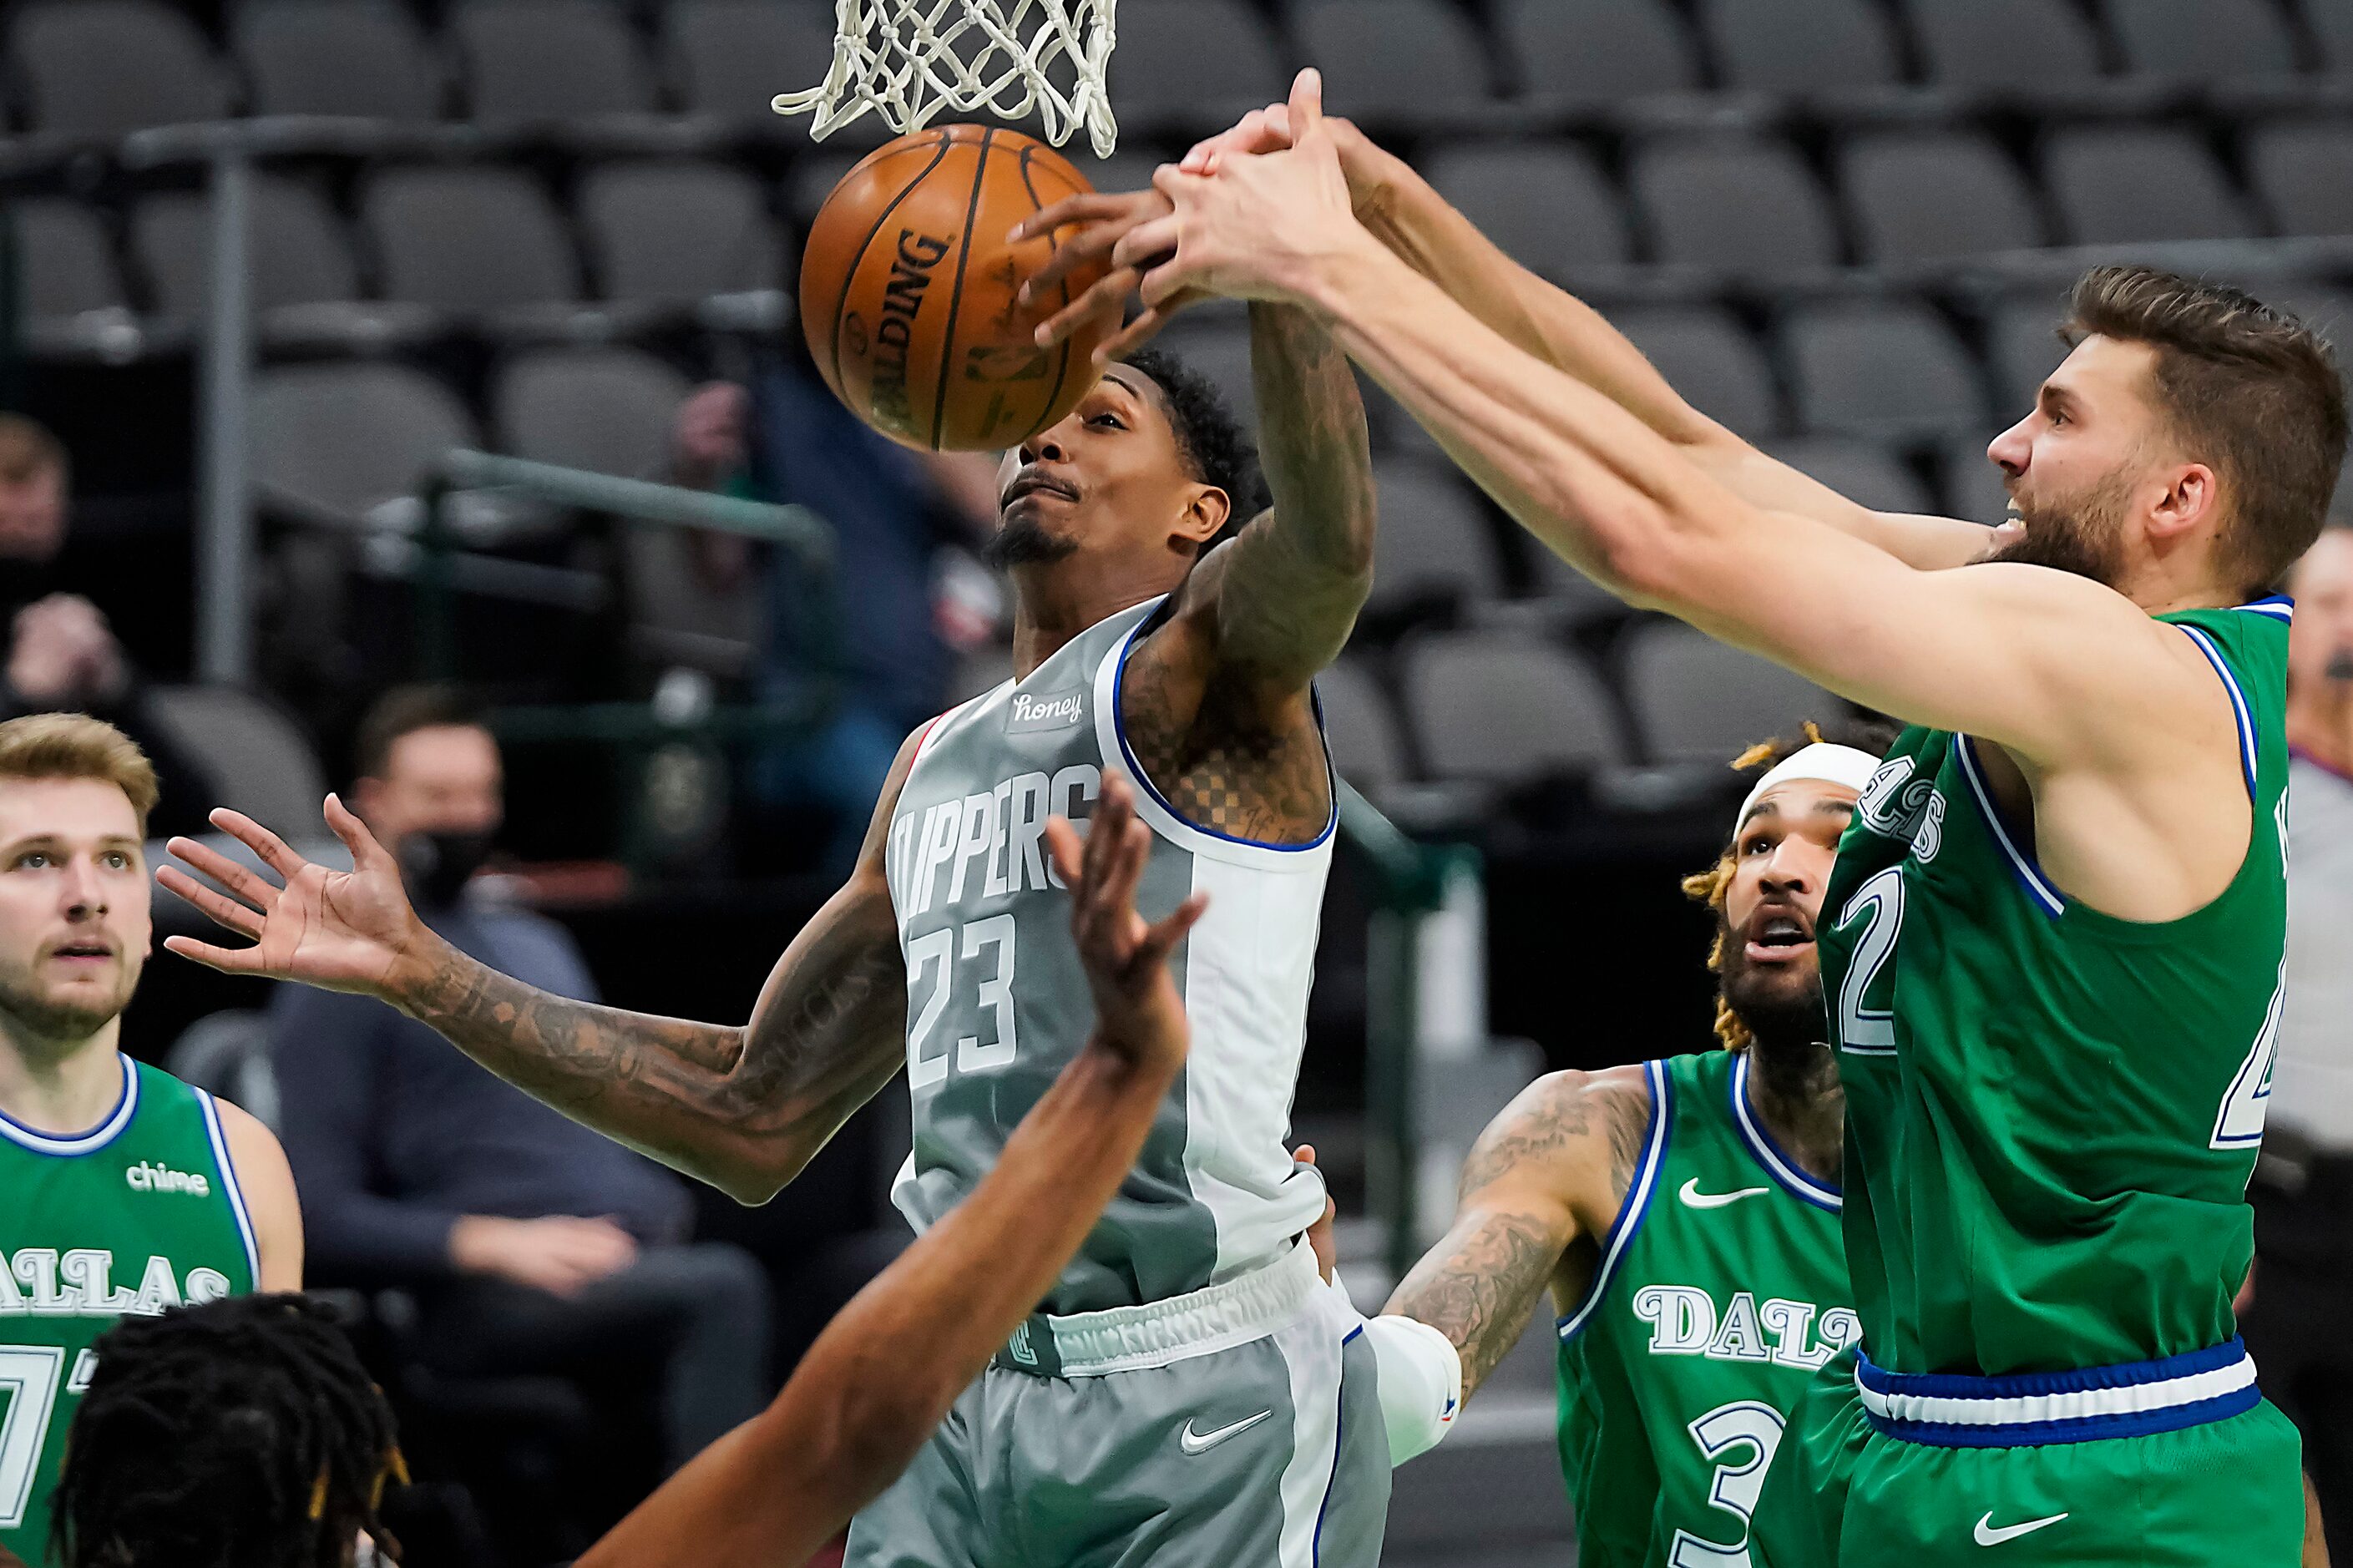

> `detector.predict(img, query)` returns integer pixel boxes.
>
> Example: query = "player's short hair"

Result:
[2063,266,2349,594]
[0,412,68,488]
[1683,718,1896,1053]
[0,713,159,837]
[1120,347,1266,554]
[353,684,488,782]
[52,1293,405,1568]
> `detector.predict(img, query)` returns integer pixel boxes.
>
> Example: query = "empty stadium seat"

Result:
[1314,659,1410,793]
[1762,437,1936,515]
[665,0,841,122]
[1622,621,1840,763]
[492,346,691,479]
[132,180,361,326]
[1628,136,1842,275]
[2042,125,2256,245]
[1403,629,1626,781]
[1784,300,1986,440]
[1494,0,1701,104]
[2247,119,2353,236]
[1110,0,1293,132]
[1369,461,1506,613]
[252,362,477,529]
[8,0,232,139]
[1614,306,1782,438]
[1421,142,1632,274]
[1902,0,2106,94]
[1701,0,1902,93]
[456,0,655,124]
[1984,293,2072,413]
[1154,311,1258,429]
[2106,0,2298,80]
[1839,131,2047,264]
[579,160,785,303]
[145,688,327,834]
[1938,435,2015,526]
[13,200,128,321]
[235,0,442,122]
[2270,284,2353,344]
[1289,0,1498,125]
[362,166,583,320]
[2310,0,2353,73]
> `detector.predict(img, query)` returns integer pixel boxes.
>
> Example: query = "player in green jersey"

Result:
[0,714,302,1565]
[1370,727,1880,1567]
[1091,73,2346,1565]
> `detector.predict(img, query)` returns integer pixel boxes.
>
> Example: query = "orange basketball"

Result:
[800,124,1115,453]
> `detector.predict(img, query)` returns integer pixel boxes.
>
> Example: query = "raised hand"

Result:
[157,795,427,1001]
[1041,771,1206,1072]
[1010,187,1207,362]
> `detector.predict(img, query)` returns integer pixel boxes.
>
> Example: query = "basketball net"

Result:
[772,0,1121,157]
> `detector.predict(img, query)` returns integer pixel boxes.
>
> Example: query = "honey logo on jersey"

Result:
[1006,689,1085,735]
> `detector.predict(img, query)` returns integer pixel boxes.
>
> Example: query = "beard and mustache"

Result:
[1976,471,2135,589]
[0,953,140,1046]
[982,508,1080,570]
[1718,932,1830,1055]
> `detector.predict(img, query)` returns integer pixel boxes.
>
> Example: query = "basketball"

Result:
[800,125,1115,453]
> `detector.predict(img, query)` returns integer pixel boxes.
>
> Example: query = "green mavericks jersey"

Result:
[1557,1049,1854,1568]
[1819,598,2290,1378]
[0,1058,260,1562]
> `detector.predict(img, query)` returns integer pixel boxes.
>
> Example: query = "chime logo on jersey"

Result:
[124,1161,211,1197]
[1630,1284,1860,1369]
[0,1247,232,1317]
[890,762,1101,924]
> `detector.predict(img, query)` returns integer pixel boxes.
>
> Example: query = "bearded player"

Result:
[162,315,1398,1560]
[1071,69,2342,1565]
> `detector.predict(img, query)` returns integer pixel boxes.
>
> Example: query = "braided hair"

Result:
[52,1293,404,1568]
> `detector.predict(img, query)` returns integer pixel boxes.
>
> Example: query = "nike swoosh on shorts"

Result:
[1179,1409,1274,1454]
[1975,1510,2069,1545]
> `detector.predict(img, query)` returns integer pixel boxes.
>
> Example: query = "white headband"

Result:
[1737,743,1882,828]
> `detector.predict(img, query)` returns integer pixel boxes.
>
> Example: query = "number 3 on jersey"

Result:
[1670,1399,1786,1568]
[906,916,1018,1089]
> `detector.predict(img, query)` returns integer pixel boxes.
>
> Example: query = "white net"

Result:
[772,0,1120,157]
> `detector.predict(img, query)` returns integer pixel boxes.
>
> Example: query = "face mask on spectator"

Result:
[398,828,494,908]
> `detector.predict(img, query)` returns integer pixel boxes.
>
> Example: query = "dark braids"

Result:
[53,1293,403,1568]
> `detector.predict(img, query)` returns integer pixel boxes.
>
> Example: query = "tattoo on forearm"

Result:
[1392,1208,1561,1399]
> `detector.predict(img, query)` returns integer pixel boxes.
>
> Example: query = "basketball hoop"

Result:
[773,0,1120,158]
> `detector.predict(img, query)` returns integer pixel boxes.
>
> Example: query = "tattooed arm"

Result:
[161,731,925,1206]
[1385,1065,1653,1400]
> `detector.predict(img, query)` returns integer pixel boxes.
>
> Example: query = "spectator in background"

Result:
[671,364,1002,873]
[267,685,772,1482]
[0,414,219,839]
[2245,525,2353,1562]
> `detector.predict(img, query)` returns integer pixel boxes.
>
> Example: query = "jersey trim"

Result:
[1556,1057,1671,1343]
[1954,737,2067,918]
[1855,1338,2259,1448]
[195,1088,262,1286]
[1728,1051,1840,1212]
[2177,624,2260,801]
[0,1054,138,1156]
[2238,594,2294,620]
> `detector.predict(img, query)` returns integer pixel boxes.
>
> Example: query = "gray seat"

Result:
[235,0,441,122]
[1783,300,1987,440]
[1622,622,1840,764]
[1110,0,1292,130]
[145,689,327,836]
[363,166,582,315]
[579,160,785,302]
[1615,306,1780,438]
[1629,137,1842,275]
[1155,311,1259,430]
[1938,434,2015,527]
[1289,0,1497,122]
[457,0,655,123]
[12,200,127,321]
[251,362,477,529]
[665,0,841,122]
[1902,0,2104,93]
[1402,629,1626,782]
[1702,0,1901,93]
[1314,658,1409,792]
[2267,285,2353,346]
[1840,131,2046,264]
[2043,125,2255,245]
[2107,0,2298,79]
[2312,0,2353,73]
[1423,142,1632,273]
[1985,292,2073,413]
[164,1010,281,1130]
[492,346,690,479]
[132,179,360,326]
[1369,461,1505,612]
[1762,437,1935,515]
[8,0,231,139]
[1495,0,1700,102]
[2248,121,2353,237]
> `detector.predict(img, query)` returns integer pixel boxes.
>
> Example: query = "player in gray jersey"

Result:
[164,304,1389,1563]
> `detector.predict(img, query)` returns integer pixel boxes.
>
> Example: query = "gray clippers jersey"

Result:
[885,594,1334,1314]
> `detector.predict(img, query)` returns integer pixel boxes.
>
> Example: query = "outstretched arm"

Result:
[1387,1067,1650,1400]
[161,731,925,1205]
[575,775,1203,1568]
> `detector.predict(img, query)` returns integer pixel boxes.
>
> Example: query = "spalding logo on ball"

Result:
[801,125,1116,453]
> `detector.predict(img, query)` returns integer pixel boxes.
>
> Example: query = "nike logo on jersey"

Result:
[1179,1410,1273,1454]
[1678,1179,1769,1209]
[1975,1510,2068,1546]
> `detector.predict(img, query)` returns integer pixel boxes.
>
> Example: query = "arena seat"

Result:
[664,0,841,124]
[491,346,691,479]
[454,0,655,124]
[8,0,232,139]
[1781,299,1988,440]
[1622,621,1842,764]
[1613,306,1783,438]
[2042,124,2258,245]
[2310,0,2353,73]
[362,165,584,325]
[579,159,786,303]
[234,0,443,123]
[1313,658,1411,794]
[132,179,362,328]
[1761,436,1936,516]
[251,362,477,530]
[1152,311,1259,431]
[1937,433,2015,525]
[1401,628,1627,781]
[2106,0,2300,82]
[1369,459,1508,615]
[1109,0,1293,134]
[12,200,129,326]
[1900,0,2107,94]
[2270,283,2353,342]
[1839,130,2048,264]
[1288,0,1500,127]
[1983,290,2073,412]
[1420,141,1632,275]
[1699,0,1904,94]
[1627,134,1844,276]
[1525,546,1635,627]
[1492,0,1702,106]
[145,689,330,839]
[2246,119,2353,237]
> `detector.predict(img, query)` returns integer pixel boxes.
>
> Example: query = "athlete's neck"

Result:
[1741,1033,1842,1184]
[1008,557,1189,680]
[0,1015,125,1136]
